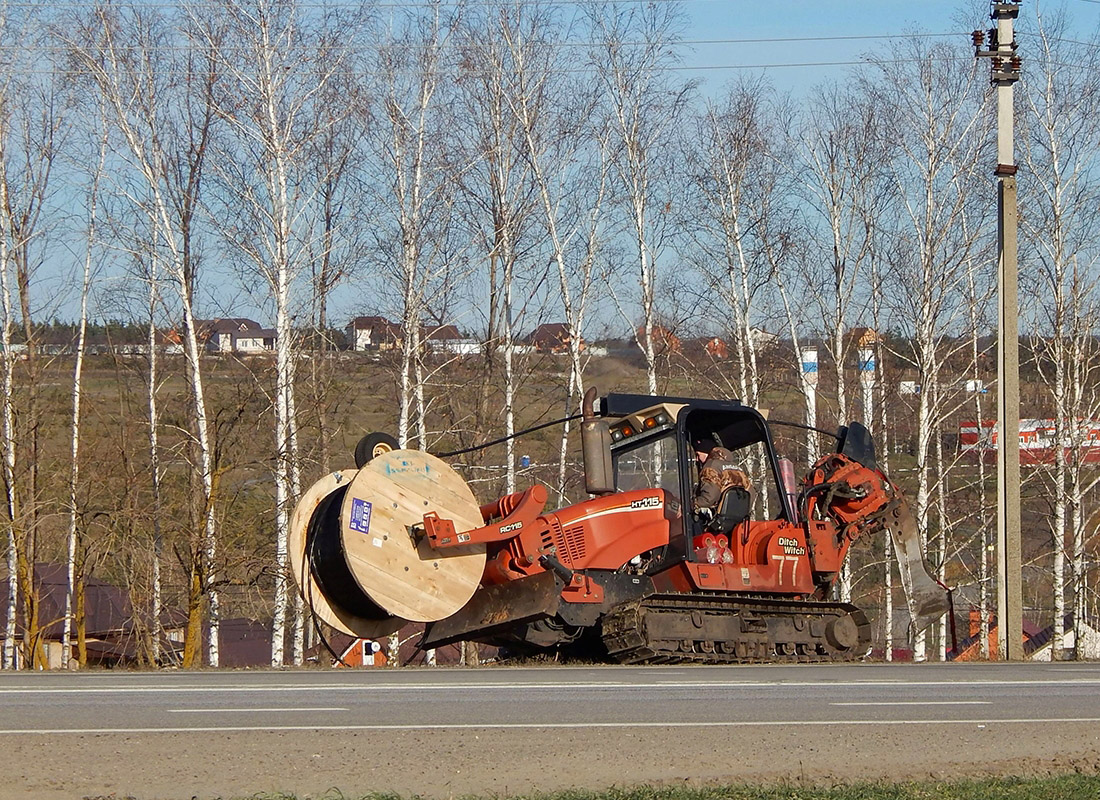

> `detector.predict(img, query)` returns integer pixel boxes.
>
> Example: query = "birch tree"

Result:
[792,85,890,432]
[689,80,774,411]
[868,39,989,659]
[0,171,14,669]
[70,3,222,667]
[686,78,793,509]
[369,3,456,452]
[62,131,106,669]
[454,2,543,494]
[199,0,363,665]
[499,2,609,500]
[0,19,68,669]
[143,251,166,664]
[1020,5,1100,658]
[789,84,894,601]
[588,0,691,395]
[303,50,367,477]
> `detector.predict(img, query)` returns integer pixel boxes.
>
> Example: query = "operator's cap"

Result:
[693,435,719,453]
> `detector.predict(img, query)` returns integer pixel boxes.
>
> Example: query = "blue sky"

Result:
[64,1,1100,327]
[296,1,1100,331]
[676,0,1100,94]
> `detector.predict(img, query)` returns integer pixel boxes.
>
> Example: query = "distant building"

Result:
[1027,613,1100,661]
[750,327,779,347]
[424,324,479,355]
[846,326,884,349]
[0,562,184,668]
[346,316,404,351]
[638,324,681,356]
[960,418,1100,465]
[194,318,276,354]
[335,638,386,667]
[527,322,583,354]
[307,625,498,667]
[950,610,1043,661]
[700,336,728,360]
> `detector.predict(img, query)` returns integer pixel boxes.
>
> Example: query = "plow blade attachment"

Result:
[422,570,562,650]
[886,500,950,632]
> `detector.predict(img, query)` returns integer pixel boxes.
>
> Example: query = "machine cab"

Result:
[597,393,796,561]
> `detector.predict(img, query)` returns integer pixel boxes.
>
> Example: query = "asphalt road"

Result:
[2,662,1099,799]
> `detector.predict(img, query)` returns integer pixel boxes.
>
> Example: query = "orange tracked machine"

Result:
[292,389,948,663]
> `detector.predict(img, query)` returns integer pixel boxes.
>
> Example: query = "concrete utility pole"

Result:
[973,2,1023,660]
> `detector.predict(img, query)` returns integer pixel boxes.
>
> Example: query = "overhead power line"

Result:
[7,55,983,76]
[3,31,965,53]
[0,0,720,7]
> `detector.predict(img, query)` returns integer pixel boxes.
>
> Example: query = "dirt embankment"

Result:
[7,722,1100,800]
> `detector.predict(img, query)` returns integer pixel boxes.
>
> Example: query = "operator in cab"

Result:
[691,435,753,518]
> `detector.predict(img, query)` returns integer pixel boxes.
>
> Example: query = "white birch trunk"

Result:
[636,203,658,397]
[63,141,102,669]
[388,631,400,665]
[147,285,163,664]
[397,310,415,448]
[934,417,948,661]
[181,307,218,668]
[73,17,218,667]
[288,377,303,666]
[913,364,934,662]
[875,344,894,661]
[271,287,291,667]
[414,353,427,450]
[0,215,15,669]
[1051,290,1069,659]
[1071,478,1085,658]
[513,93,602,501]
[503,292,516,494]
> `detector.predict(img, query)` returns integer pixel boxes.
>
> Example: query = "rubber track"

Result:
[600,593,872,665]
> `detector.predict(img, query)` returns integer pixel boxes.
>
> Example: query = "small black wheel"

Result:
[354,432,400,468]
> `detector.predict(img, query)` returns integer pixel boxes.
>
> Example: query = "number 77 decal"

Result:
[772,554,800,586]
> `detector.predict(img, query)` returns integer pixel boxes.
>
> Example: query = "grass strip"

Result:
[246,773,1100,800]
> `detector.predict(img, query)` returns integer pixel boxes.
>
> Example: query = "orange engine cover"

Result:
[481,488,674,584]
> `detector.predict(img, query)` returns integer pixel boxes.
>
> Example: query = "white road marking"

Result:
[1048,668,1100,673]
[831,701,991,706]
[0,678,1098,694]
[168,707,348,713]
[3,717,1100,735]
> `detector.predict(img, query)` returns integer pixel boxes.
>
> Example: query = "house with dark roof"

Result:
[194,318,276,354]
[1026,612,1100,661]
[347,316,404,351]
[0,562,186,668]
[949,610,1043,661]
[424,324,479,355]
[527,322,583,354]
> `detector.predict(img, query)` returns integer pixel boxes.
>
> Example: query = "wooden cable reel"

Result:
[290,450,487,637]
[289,469,403,638]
